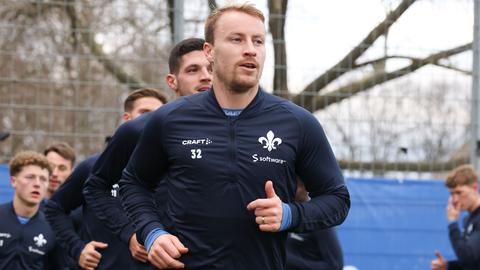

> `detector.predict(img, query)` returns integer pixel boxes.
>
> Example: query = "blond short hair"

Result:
[205,3,265,44]
[446,164,478,188]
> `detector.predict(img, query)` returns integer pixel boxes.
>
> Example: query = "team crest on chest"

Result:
[252,130,287,165]
[258,130,282,152]
[34,233,47,247]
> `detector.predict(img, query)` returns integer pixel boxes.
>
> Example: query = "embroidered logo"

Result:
[33,234,47,247]
[111,184,120,198]
[467,223,474,234]
[182,138,212,145]
[258,131,282,152]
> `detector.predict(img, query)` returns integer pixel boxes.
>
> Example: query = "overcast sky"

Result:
[210,0,474,93]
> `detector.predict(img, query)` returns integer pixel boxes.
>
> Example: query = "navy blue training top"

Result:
[84,113,153,244]
[120,88,350,270]
[0,202,56,270]
[447,207,480,269]
[286,228,343,270]
[45,154,142,269]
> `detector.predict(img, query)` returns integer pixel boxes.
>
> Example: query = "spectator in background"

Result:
[43,142,75,199]
[286,178,344,270]
[431,164,480,270]
[0,151,57,269]
[45,88,166,270]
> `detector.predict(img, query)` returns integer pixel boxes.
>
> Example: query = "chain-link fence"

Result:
[0,0,475,179]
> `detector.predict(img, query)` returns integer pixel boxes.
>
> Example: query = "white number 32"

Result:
[191,149,202,159]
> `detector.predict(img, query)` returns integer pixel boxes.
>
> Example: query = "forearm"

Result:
[84,175,135,244]
[45,200,86,261]
[289,184,350,232]
[448,222,480,265]
[120,169,164,245]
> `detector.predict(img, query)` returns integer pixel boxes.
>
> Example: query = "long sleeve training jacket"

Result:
[83,113,151,244]
[45,154,140,269]
[120,89,350,270]
[448,207,480,269]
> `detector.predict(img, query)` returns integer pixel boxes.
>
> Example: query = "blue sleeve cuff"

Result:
[279,202,292,231]
[145,228,168,252]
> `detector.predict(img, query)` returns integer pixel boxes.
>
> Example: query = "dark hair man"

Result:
[45,88,166,269]
[83,37,212,267]
[119,3,349,269]
[43,142,75,198]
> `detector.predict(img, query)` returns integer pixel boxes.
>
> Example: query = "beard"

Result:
[215,66,261,94]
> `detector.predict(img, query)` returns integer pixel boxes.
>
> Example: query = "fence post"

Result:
[173,0,184,44]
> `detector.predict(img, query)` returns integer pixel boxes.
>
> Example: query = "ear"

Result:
[473,182,479,191]
[122,112,131,121]
[10,176,16,188]
[203,42,214,63]
[166,74,178,94]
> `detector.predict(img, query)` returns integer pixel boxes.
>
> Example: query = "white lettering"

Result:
[191,149,202,159]
[182,138,212,145]
[0,233,11,238]
[28,246,45,255]
[251,154,286,164]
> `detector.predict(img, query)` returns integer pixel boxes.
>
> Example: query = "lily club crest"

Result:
[258,130,282,152]
[33,233,47,247]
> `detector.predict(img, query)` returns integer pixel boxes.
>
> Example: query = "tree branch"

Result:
[208,0,217,13]
[291,0,417,105]
[65,1,143,89]
[300,43,472,112]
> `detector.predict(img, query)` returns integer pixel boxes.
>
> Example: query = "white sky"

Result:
[212,0,474,93]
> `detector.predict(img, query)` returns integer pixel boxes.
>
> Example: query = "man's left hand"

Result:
[129,233,148,262]
[431,250,447,270]
[247,180,283,232]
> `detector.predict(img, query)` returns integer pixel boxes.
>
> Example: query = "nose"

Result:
[32,177,41,187]
[52,167,59,177]
[200,67,212,83]
[243,40,257,57]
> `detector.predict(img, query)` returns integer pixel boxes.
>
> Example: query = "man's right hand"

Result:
[447,197,460,222]
[431,250,447,270]
[148,234,188,269]
[79,241,108,270]
[129,233,148,262]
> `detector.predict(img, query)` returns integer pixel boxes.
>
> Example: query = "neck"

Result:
[13,195,38,218]
[45,191,52,200]
[469,195,480,213]
[212,81,258,109]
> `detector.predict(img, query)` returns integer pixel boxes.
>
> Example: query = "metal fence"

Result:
[0,0,475,179]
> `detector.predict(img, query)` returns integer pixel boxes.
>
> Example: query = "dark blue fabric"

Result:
[45,154,142,269]
[286,228,343,270]
[0,202,57,270]
[447,207,480,269]
[83,113,151,245]
[120,89,349,270]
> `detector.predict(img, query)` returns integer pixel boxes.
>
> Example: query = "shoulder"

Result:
[112,112,153,142]
[0,202,12,217]
[75,154,99,173]
[262,91,318,128]
[147,93,207,125]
